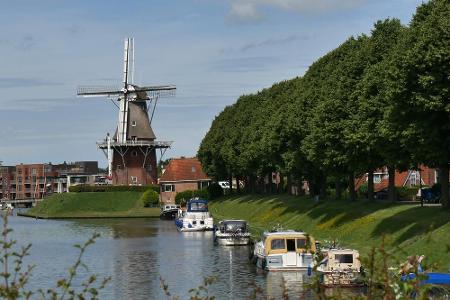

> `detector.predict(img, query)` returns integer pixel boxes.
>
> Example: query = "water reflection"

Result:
[8,216,314,299]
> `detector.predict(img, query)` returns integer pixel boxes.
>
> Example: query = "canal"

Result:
[8,215,313,299]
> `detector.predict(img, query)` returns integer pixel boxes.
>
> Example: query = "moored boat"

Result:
[214,220,251,246]
[252,230,316,271]
[160,204,181,220]
[175,199,214,232]
[316,248,364,287]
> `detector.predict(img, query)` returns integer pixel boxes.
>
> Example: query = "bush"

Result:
[140,189,159,207]
[175,190,193,205]
[175,188,210,205]
[69,184,159,194]
[193,188,209,200]
[396,186,419,201]
[358,183,368,197]
[208,183,223,199]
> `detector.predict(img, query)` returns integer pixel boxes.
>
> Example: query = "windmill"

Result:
[77,38,176,185]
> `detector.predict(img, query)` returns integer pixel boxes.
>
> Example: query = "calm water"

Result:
[8,214,313,299]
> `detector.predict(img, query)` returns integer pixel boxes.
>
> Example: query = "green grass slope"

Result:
[22,192,160,218]
[209,195,450,271]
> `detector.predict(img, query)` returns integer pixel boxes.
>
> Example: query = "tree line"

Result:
[198,0,450,208]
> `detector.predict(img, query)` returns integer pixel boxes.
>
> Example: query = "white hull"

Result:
[256,256,313,271]
[178,225,213,232]
[215,235,250,246]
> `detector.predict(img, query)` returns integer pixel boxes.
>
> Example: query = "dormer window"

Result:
[191,167,196,173]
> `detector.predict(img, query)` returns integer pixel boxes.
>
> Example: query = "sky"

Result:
[0,0,424,167]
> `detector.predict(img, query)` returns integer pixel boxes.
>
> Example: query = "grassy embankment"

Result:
[209,194,450,271]
[20,191,160,218]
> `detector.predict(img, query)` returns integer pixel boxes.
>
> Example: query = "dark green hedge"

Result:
[396,186,419,201]
[208,182,223,199]
[174,188,209,205]
[69,184,160,194]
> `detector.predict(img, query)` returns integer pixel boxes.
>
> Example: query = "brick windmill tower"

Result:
[77,38,176,185]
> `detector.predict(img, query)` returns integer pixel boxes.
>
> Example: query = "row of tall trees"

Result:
[198,0,450,208]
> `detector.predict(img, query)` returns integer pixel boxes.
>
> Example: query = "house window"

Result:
[130,176,138,185]
[131,121,137,127]
[32,168,37,175]
[163,184,175,192]
[132,151,138,157]
[191,166,196,173]
[408,172,418,186]
[197,181,209,190]
[373,174,382,184]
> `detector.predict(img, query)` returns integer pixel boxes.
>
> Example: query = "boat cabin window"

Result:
[224,222,246,232]
[286,239,296,251]
[296,238,307,249]
[189,202,207,212]
[335,254,353,264]
[271,239,285,250]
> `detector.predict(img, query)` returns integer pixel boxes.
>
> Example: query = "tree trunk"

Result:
[320,174,327,199]
[348,172,356,202]
[368,169,374,201]
[335,177,342,200]
[236,176,241,194]
[269,172,273,194]
[279,173,284,193]
[388,166,396,202]
[440,163,449,208]
[228,175,233,195]
[287,174,292,195]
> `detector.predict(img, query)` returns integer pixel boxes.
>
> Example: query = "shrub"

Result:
[140,189,159,207]
[69,184,160,194]
[207,182,223,199]
[358,183,368,197]
[396,186,419,201]
[175,190,193,205]
[193,188,209,200]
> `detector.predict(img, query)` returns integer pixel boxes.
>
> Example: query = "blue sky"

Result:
[0,0,423,167]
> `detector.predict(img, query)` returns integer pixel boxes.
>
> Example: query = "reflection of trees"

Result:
[69,219,158,239]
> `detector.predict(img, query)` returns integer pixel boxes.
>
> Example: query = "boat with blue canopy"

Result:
[175,199,214,232]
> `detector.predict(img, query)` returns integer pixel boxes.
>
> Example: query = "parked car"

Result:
[218,181,230,189]
[374,188,389,200]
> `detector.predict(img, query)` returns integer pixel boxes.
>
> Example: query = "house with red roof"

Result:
[355,165,439,192]
[159,157,211,203]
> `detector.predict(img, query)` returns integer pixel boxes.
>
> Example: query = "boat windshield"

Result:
[188,201,208,212]
[223,221,246,232]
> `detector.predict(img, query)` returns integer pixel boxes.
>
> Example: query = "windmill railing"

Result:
[97,140,173,149]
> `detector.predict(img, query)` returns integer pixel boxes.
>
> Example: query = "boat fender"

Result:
[360,266,365,277]
[261,258,267,270]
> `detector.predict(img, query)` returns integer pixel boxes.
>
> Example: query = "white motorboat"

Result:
[160,204,181,220]
[214,220,251,246]
[316,248,364,287]
[252,230,316,271]
[175,199,213,232]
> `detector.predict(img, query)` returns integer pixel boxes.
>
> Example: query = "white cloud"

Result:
[227,0,363,22]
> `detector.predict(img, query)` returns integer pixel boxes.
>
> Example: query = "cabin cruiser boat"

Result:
[0,203,14,211]
[160,204,181,220]
[316,249,364,287]
[214,220,251,246]
[175,199,214,232]
[252,230,316,271]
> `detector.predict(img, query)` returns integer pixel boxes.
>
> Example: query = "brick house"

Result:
[355,165,440,192]
[159,157,211,204]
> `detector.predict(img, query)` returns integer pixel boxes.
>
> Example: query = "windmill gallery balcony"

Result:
[97,140,172,149]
